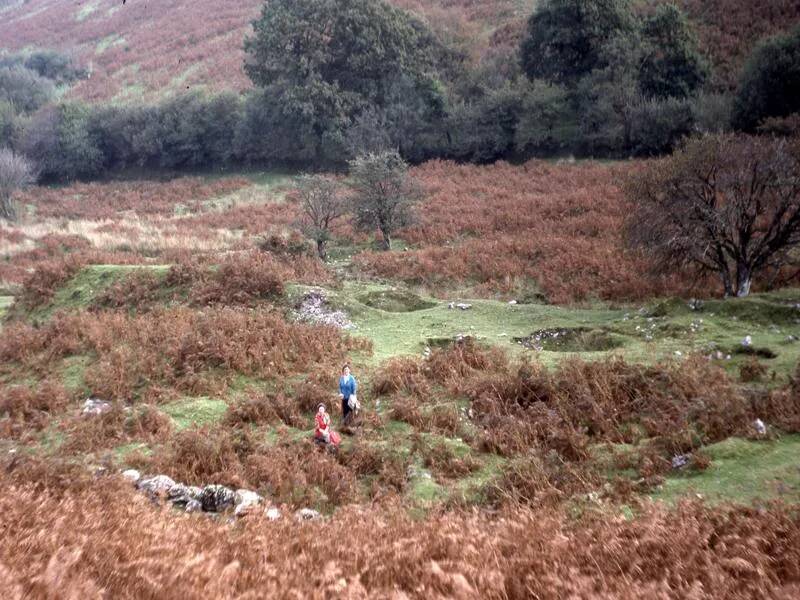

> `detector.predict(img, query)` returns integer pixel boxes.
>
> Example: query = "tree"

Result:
[0,65,55,114]
[295,174,348,259]
[349,151,421,251]
[626,134,800,297]
[520,0,636,86]
[639,4,708,100]
[733,25,800,132]
[0,148,35,222]
[243,0,446,161]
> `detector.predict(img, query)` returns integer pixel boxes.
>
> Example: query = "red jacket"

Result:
[315,412,330,438]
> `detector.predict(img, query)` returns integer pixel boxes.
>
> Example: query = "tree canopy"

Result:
[244,0,447,160]
[733,25,800,132]
[626,134,800,297]
[520,0,636,86]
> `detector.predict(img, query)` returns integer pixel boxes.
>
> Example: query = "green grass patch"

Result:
[59,355,91,394]
[161,397,228,431]
[652,435,800,505]
[27,264,170,321]
[0,296,12,322]
[75,0,101,21]
[358,289,437,313]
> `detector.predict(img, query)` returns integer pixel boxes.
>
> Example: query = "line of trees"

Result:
[0,1,798,186]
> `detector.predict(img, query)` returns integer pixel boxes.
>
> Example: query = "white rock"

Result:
[295,508,322,521]
[508,300,517,305]
[234,489,263,516]
[82,398,111,416]
[456,303,472,311]
[448,302,455,310]
[753,419,767,436]
[137,475,176,496]
[265,507,281,521]
[674,351,683,357]
[185,499,202,513]
[122,469,141,484]
[742,335,752,347]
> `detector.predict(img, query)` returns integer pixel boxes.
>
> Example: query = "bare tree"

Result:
[295,174,347,260]
[349,150,421,251]
[0,148,35,222]
[626,134,800,297]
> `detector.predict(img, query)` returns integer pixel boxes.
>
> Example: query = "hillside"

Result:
[1,0,798,102]
[2,162,800,594]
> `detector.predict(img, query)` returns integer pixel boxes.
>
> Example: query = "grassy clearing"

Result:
[653,435,800,505]
[289,282,800,376]
[161,397,228,431]
[203,171,295,211]
[28,264,170,321]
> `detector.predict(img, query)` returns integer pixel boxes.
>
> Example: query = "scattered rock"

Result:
[753,418,767,436]
[82,398,111,416]
[234,489,263,516]
[508,300,518,306]
[687,298,703,311]
[742,335,753,347]
[168,484,202,506]
[137,475,176,497]
[122,469,141,485]
[295,508,322,521]
[185,499,202,513]
[456,303,472,311]
[200,484,236,513]
[671,454,690,470]
[786,335,798,343]
[294,289,353,329]
[265,507,281,521]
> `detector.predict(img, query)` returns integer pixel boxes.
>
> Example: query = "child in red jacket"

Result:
[314,404,341,449]
[315,403,331,443]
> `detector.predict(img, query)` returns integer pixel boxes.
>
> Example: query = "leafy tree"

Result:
[639,4,708,100]
[0,66,55,114]
[349,150,421,251]
[520,0,636,86]
[244,0,446,161]
[0,147,35,222]
[295,174,348,259]
[20,103,102,181]
[626,134,800,297]
[733,25,800,132]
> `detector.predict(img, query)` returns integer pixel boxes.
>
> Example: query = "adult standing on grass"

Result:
[339,364,358,426]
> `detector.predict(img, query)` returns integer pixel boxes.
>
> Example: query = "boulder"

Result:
[185,499,202,514]
[200,484,236,513]
[121,469,141,485]
[456,303,472,311]
[168,484,202,505]
[82,398,111,416]
[295,508,322,521]
[233,489,263,516]
[742,335,753,347]
[137,475,176,497]
[671,454,690,470]
[753,418,767,436]
[265,507,281,521]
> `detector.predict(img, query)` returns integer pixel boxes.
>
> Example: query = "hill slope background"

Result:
[1,0,798,102]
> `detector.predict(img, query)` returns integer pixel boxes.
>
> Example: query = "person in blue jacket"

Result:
[339,364,358,425]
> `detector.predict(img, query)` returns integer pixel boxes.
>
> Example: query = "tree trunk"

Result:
[736,263,752,297]
[316,238,327,261]
[380,230,391,251]
[720,267,734,298]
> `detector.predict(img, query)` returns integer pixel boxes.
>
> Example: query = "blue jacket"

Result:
[339,374,357,399]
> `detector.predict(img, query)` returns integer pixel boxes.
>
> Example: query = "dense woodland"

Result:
[0,0,798,180]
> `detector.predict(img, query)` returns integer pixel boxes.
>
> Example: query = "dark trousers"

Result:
[341,395,351,424]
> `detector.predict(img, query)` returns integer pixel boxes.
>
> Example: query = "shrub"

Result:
[733,25,800,131]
